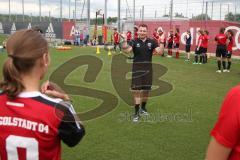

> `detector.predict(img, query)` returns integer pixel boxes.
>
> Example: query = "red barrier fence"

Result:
[135,20,240,55]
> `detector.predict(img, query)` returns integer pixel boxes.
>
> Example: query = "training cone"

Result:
[96,46,100,54]
[107,47,112,56]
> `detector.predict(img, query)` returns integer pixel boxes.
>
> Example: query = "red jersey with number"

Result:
[211,85,240,160]
[126,31,132,41]
[202,34,209,48]
[215,33,227,45]
[113,32,120,44]
[173,33,180,44]
[0,91,85,160]
[227,37,233,52]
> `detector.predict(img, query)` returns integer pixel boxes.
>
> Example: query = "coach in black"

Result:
[122,24,162,122]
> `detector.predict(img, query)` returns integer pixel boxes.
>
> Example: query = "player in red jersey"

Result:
[193,30,204,64]
[153,28,159,42]
[206,85,240,160]
[167,30,174,57]
[215,27,227,73]
[113,28,122,53]
[152,28,159,55]
[0,29,85,160]
[157,27,165,56]
[126,30,132,44]
[202,30,209,64]
[173,28,180,58]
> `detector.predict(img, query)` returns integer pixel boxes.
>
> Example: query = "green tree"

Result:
[175,12,185,18]
[191,13,211,20]
[225,12,240,22]
[225,12,234,21]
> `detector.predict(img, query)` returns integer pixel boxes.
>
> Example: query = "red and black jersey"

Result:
[126,31,132,41]
[173,33,180,44]
[227,36,233,52]
[0,91,85,160]
[168,34,174,44]
[113,32,120,44]
[215,33,227,46]
[202,34,209,48]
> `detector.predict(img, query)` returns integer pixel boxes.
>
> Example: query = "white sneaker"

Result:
[139,109,149,116]
[227,70,230,72]
[216,70,222,73]
[167,55,172,58]
[132,114,140,122]
[223,69,228,73]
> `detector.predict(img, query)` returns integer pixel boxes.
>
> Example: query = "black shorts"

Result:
[168,42,173,49]
[202,48,207,54]
[174,43,180,49]
[185,45,191,52]
[216,45,227,58]
[195,47,204,55]
[131,63,152,91]
[226,51,232,58]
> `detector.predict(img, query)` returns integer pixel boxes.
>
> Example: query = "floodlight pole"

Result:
[104,0,107,25]
[22,0,24,22]
[118,0,121,32]
[234,0,237,21]
[39,0,42,22]
[170,0,173,29]
[220,3,222,20]
[9,0,11,21]
[60,0,62,22]
[87,0,90,32]
[69,0,71,21]
[75,0,77,22]
[211,1,213,19]
[205,1,208,21]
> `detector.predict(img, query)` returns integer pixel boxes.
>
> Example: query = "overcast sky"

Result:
[0,0,239,20]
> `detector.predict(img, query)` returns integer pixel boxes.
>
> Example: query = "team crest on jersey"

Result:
[147,43,152,49]
[136,43,140,47]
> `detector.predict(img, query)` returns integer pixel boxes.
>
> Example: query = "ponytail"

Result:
[0,57,25,100]
[0,29,48,100]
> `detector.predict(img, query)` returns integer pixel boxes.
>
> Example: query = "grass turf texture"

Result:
[0,44,240,159]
